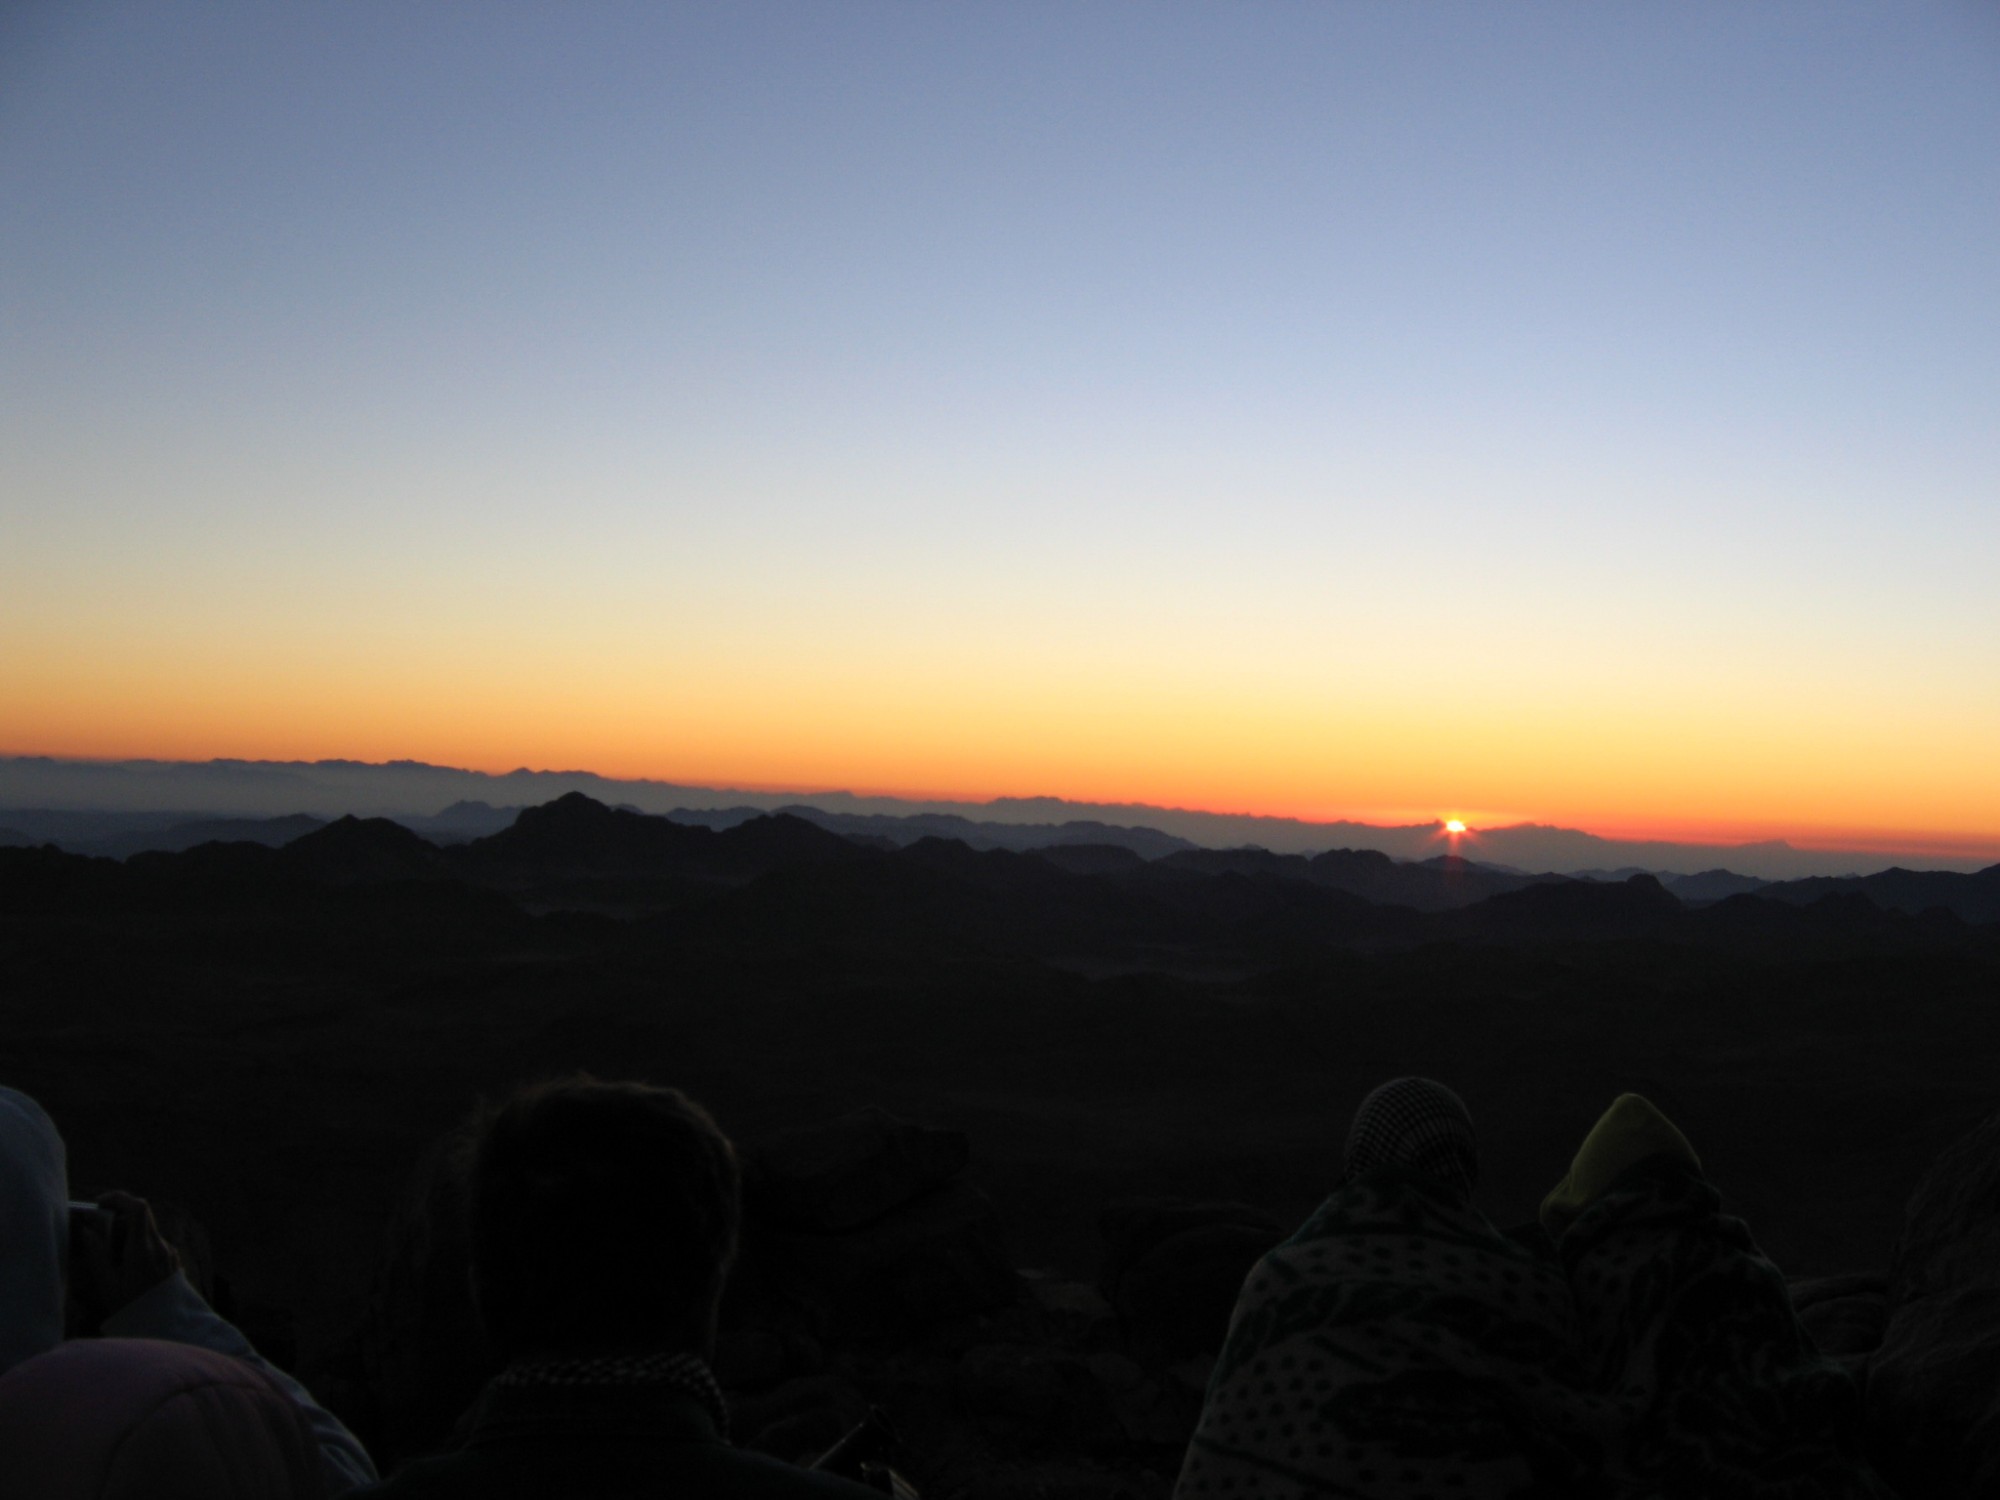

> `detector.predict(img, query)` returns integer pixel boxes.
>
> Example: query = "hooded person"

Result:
[0,1085,376,1495]
[1539,1094,1897,1499]
[0,1338,324,1500]
[0,1087,66,1376]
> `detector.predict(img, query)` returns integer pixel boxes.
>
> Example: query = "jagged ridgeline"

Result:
[4,753,1983,881]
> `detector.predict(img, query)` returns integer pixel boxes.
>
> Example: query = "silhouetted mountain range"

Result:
[0,809,329,859]
[8,793,1996,955]
[675,804,1202,861]
[7,755,1991,879]
[1753,865,2000,926]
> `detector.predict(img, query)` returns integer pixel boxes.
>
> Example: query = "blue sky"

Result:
[4,2,1998,849]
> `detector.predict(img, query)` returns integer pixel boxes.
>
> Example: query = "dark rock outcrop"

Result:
[732,1109,1016,1340]
[955,1342,1112,1442]
[1098,1199,1284,1359]
[1790,1271,1888,1367]
[1866,1108,2000,1497]
[745,1107,970,1233]
[753,1178,1020,1339]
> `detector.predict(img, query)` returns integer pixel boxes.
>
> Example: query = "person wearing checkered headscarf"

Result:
[1341,1076,1479,1199]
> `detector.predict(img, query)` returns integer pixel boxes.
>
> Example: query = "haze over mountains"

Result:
[3,756,1987,881]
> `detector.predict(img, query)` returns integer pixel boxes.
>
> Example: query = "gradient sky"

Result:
[4,3,1998,854]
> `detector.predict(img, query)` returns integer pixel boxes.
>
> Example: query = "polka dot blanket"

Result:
[1174,1162,1895,1500]
[1174,1165,1620,1498]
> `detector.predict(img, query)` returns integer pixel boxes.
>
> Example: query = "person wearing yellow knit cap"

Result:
[1542,1093,1897,1499]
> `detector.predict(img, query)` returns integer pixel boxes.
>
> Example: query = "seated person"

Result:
[0,1085,375,1494]
[1544,1094,1896,1499]
[0,1338,325,1499]
[357,1074,882,1499]
[1175,1080,1895,1500]
[1174,1077,1616,1498]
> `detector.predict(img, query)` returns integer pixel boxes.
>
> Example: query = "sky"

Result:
[4,2,1998,858]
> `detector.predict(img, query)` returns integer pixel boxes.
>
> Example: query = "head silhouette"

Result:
[467,1075,741,1362]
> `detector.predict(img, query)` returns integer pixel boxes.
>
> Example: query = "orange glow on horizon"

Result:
[8,728,1999,864]
[6,628,1998,863]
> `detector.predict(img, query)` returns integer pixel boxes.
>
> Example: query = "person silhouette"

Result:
[357,1074,880,1499]
[1175,1078,1894,1499]
[0,1085,376,1494]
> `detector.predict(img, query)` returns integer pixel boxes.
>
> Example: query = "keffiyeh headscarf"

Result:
[1342,1076,1479,1199]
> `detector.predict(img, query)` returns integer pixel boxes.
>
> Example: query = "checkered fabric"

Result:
[495,1350,729,1436]
[1342,1076,1479,1199]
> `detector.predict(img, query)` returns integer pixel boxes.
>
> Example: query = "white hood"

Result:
[0,1087,68,1375]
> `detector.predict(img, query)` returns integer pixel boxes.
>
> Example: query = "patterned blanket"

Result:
[1174,1163,1894,1500]
[1563,1159,1896,1500]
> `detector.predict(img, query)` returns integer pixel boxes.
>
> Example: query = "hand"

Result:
[68,1190,183,1328]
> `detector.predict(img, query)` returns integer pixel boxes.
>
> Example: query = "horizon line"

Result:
[6,749,1999,864]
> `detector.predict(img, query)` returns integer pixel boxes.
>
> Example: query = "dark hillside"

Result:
[284,816,450,884]
[451,789,716,874]
[1756,864,2000,925]
[1030,843,1146,876]
[1440,873,1686,944]
[1307,847,1543,910]
[2,797,1998,1483]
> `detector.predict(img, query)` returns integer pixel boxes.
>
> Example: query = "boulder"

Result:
[746,1108,971,1232]
[1098,1199,1284,1290]
[729,1373,869,1465]
[1866,1109,2000,1497]
[712,1326,826,1392]
[758,1178,1021,1339]
[1098,1199,1284,1360]
[956,1343,1107,1435]
[1083,1352,1199,1449]
[1789,1272,1888,1363]
[1021,1270,1117,1347]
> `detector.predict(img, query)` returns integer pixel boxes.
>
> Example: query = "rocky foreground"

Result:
[8,807,1998,1495]
[250,1102,2000,1500]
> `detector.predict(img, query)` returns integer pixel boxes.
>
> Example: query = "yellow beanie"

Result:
[1539,1093,1700,1240]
